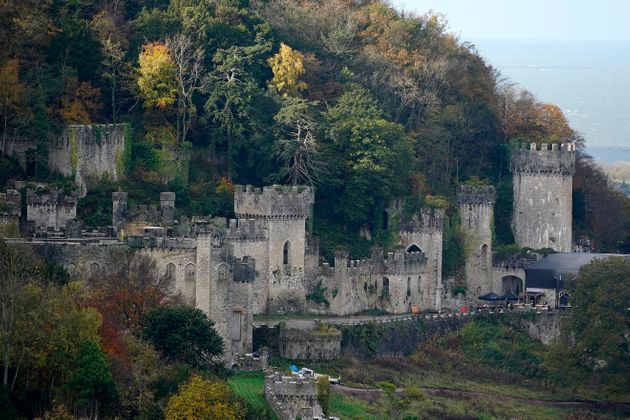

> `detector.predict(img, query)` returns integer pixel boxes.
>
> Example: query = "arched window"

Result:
[481,244,489,264]
[165,263,176,292]
[66,262,76,275]
[283,241,291,266]
[382,277,390,295]
[407,277,411,297]
[406,244,422,253]
[90,262,101,278]
[217,263,229,281]
[185,263,196,283]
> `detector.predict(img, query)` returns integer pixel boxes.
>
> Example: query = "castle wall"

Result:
[26,188,77,231]
[317,250,432,316]
[511,143,575,252]
[0,189,21,237]
[458,185,495,299]
[6,125,126,196]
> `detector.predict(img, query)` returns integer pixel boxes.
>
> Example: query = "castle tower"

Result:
[160,192,176,223]
[511,143,576,252]
[397,208,445,311]
[112,191,128,228]
[234,185,315,311]
[458,185,495,299]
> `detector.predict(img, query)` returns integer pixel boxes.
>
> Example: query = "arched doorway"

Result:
[501,275,523,295]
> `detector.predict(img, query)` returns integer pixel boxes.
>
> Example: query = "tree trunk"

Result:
[2,337,9,386]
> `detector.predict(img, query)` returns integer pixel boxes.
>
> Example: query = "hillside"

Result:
[0,0,628,258]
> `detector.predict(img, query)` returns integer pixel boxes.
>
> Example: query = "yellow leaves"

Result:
[138,43,177,109]
[0,59,24,106]
[267,43,308,98]
[165,375,245,420]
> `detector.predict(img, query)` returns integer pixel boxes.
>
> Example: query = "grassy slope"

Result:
[227,371,270,410]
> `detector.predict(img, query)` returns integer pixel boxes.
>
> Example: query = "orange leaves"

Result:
[55,77,102,124]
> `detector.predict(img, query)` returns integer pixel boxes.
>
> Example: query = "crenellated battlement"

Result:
[0,189,21,216]
[126,236,197,250]
[458,185,496,206]
[225,218,267,242]
[234,184,314,219]
[511,142,576,175]
[328,249,427,277]
[399,208,445,233]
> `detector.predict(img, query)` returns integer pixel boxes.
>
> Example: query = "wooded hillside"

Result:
[0,0,628,260]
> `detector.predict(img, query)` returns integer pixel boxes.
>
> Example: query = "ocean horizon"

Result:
[471,38,630,164]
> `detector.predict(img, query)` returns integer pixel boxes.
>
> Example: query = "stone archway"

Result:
[501,275,523,295]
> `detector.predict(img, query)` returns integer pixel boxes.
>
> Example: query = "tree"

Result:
[0,60,25,156]
[166,33,205,143]
[274,97,324,185]
[92,8,129,124]
[316,375,330,416]
[87,250,177,356]
[267,43,308,98]
[137,42,177,109]
[203,44,268,180]
[0,240,39,386]
[164,374,245,420]
[117,334,161,419]
[321,84,413,225]
[142,306,224,369]
[545,257,630,395]
[66,340,118,419]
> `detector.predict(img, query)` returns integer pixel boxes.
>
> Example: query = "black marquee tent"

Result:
[524,253,628,290]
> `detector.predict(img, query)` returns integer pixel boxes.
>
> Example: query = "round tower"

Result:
[458,185,495,298]
[511,143,576,252]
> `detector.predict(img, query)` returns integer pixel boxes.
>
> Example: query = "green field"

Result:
[227,371,270,410]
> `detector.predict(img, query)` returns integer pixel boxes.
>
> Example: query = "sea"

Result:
[471,38,630,164]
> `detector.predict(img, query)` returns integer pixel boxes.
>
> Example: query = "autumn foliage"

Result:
[138,43,177,109]
[165,375,246,420]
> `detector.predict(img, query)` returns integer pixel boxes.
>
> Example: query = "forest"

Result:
[1,0,628,262]
[1,0,630,417]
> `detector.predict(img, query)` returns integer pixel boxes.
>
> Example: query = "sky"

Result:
[393,0,630,41]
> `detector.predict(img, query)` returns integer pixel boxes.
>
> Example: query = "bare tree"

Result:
[166,33,205,143]
[274,97,325,185]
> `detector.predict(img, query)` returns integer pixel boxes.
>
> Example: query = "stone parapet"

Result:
[511,142,576,175]
[458,185,496,205]
[234,185,314,219]
[398,208,444,233]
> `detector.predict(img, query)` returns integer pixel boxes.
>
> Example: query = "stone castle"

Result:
[0,126,577,364]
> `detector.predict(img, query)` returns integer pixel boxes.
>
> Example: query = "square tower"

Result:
[511,143,576,252]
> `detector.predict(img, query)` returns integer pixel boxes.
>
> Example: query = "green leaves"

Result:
[142,306,224,369]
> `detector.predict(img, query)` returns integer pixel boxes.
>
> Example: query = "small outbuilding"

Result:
[524,252,628,307]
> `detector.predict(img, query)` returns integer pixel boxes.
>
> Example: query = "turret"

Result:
[160,192,176,223]
[112,191,128,228]
[458,184,495,298]
[511,143,575,252]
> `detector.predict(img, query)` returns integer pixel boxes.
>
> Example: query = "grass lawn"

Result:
[330,392,379,419]
[227,371,270,410]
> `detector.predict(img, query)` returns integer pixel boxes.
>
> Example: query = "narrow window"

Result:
[382,277,390,295]
[481,244,488,264]
[165,263,176,292]
[90,262,101,278]
[283,241,291,266]
[185,263,196,283]
[407,277,411,297]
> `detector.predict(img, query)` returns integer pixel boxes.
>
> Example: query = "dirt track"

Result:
[332,383,630,413]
